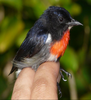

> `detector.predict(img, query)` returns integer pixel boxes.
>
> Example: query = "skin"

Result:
[11,62,60,99]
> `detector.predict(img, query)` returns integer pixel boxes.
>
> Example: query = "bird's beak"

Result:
[67,19,83,26]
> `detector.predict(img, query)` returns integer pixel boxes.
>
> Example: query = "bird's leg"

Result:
[60,68,72,81]
[57,82,62,98]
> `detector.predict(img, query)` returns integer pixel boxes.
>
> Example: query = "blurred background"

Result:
[0,0,91,99]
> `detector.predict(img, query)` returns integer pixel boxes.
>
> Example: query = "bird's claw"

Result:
[60,71,67,81]
[60,68,72,81]
[57,82,62,98]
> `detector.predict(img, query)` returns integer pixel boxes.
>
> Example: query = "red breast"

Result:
[50,30,70,58]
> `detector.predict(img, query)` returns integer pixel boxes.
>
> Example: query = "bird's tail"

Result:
[8,65,18,75]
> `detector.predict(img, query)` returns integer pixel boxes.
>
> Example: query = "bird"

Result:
[9,6,82,95]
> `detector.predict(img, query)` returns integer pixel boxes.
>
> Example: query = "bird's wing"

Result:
[15,34,48,61]
[9,30,48,74]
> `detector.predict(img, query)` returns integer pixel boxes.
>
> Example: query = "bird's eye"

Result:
[59,17,63,22]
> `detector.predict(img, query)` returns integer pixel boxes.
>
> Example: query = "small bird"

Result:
[9,6,82,95]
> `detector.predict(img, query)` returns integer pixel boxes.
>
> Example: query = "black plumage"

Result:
[9,6,82,75]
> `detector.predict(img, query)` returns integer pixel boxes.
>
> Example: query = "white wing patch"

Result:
[46,33,52,43]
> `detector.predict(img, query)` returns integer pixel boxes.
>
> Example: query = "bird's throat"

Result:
[50,29,70,58]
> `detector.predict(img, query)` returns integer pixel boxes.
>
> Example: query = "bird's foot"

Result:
[60,68,72,81]
[57,82,62,98]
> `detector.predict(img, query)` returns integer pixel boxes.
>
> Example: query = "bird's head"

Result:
[41,6,83,40]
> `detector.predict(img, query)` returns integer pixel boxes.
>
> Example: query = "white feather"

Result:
[46,33,52,43]
[16,69,22,78]
[47,54,57,62]
[68,26,72,30]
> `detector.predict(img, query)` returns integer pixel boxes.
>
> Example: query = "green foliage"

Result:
[0,0,91,100]
[80,92,91,100]
[0,0,23,10]
[60,47,79,72]
[0,17,24,53]
[0,76,7,94]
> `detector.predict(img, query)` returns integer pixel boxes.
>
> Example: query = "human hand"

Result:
[11,62,60,99]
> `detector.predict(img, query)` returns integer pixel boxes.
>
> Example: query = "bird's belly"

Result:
[13,44,50,71]
[50,30,70,58]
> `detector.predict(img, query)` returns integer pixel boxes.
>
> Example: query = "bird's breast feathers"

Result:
[50,29,70,58]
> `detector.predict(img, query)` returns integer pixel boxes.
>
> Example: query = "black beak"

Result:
[67,19,83,26]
